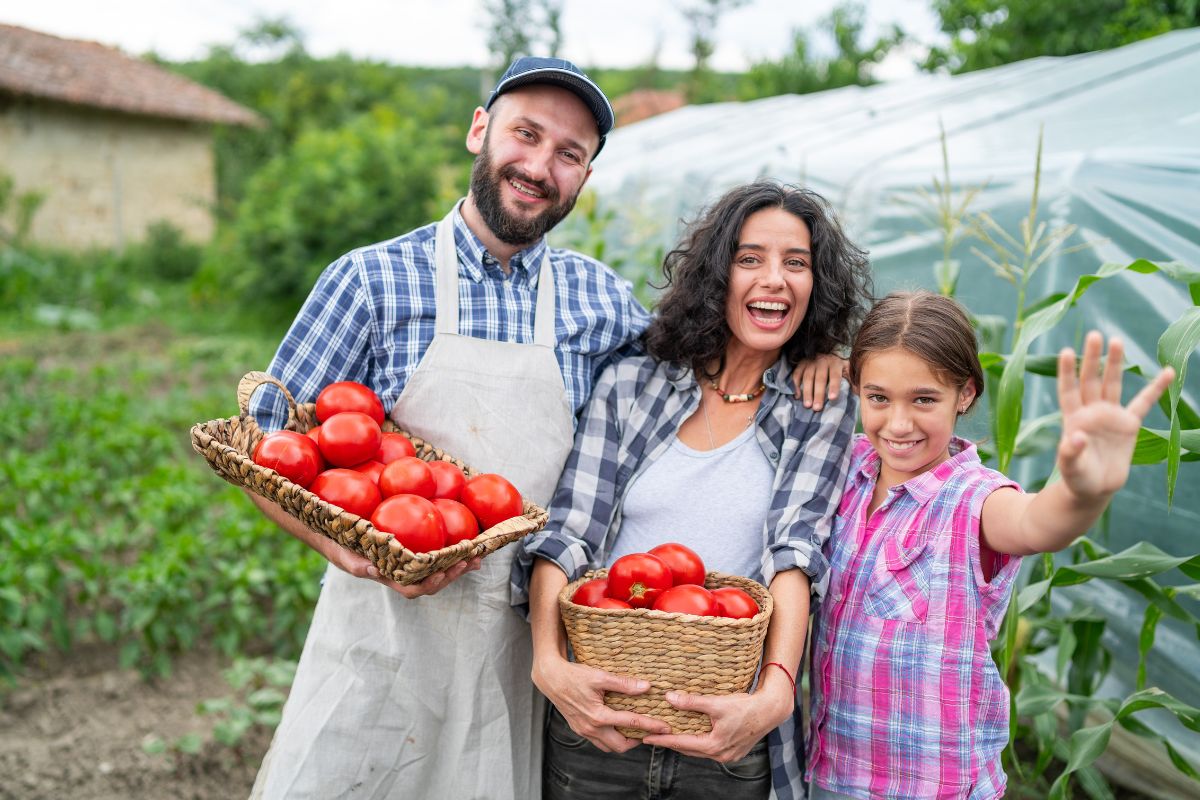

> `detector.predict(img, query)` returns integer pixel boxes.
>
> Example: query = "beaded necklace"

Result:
[707,377,766,403]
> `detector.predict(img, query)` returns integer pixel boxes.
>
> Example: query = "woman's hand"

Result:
[790,353,848,410]
[1056,332,1175,501]
[533,656,671,753]
[639,677,793,762]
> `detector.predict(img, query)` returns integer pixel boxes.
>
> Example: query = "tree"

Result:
[739,2,903,99]
[481,0,535,68]
[925,0,1200,73]
[480,0,566,67]
[678,0,751,103]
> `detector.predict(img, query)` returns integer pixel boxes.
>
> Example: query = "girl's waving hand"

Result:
[1056,332,1176,500]
[982,331,1175,556]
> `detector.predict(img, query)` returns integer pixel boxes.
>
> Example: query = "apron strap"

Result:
[532,249,556,347]
[433,201,558,346]
[434,209,460,336]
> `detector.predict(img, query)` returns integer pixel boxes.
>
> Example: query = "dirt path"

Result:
[0,645,271,800]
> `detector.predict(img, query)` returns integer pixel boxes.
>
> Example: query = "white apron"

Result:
[253,204,575,800]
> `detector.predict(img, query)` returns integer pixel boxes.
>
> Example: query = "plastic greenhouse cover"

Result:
[571,29,1200,760]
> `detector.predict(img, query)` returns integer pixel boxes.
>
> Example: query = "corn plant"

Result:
[911,130,1200,796]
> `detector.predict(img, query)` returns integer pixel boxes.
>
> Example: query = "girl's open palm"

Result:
[1056,332,1176,501]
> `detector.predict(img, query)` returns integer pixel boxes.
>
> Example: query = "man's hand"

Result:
[245,489,480,597]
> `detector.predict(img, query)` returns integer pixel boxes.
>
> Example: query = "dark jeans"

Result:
[543,706,771,800]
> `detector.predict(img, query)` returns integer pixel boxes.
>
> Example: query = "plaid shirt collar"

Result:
[853,434,978,507]
[450,201,548,283]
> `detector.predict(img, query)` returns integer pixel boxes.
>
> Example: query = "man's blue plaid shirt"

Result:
[250,205,651,430]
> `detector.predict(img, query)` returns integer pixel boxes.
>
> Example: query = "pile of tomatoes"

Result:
[251,381,523,553]
[571,543,760,619]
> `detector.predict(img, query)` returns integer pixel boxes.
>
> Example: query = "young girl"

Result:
[805,291,1177,800]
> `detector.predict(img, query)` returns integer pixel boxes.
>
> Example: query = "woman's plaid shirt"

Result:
[512,353,857,800]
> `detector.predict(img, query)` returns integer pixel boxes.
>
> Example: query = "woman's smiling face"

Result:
[723,207,813,360]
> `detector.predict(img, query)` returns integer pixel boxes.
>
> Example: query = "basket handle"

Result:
[237,371,298,431]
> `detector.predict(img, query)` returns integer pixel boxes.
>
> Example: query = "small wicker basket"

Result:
[558,569,773,737]
[190,372,548,585]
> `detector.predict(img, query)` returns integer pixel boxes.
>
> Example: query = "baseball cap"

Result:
[485,57,615,156]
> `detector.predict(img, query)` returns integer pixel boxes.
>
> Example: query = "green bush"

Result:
[196,107,451,308]
[126,221,204,281]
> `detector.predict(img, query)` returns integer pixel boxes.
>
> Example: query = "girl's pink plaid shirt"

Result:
[807,435,1022,800]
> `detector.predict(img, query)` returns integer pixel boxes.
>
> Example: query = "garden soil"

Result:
[0,644,269,800]
[0,643,1166,800]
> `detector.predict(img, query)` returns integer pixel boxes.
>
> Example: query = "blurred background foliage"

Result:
[2,1,1198,795]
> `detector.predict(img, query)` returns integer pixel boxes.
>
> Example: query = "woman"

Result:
[513,181,873,800]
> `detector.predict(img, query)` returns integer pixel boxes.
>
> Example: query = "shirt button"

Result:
[769,451,779,462]
[765,369,775,381]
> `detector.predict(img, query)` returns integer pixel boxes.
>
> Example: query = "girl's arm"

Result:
[982,333,1175,556]
[640,567,809,762]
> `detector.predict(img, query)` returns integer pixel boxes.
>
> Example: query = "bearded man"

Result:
[245,58,649,800]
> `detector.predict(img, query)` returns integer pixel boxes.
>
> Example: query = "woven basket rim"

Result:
[193,414,544,559]
[559,568,773,624]
[190,373,548,584]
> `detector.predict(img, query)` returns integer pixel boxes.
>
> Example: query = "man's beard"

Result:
[469,133,580,247]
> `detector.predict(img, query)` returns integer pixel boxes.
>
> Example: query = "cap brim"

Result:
[487,67,614,141]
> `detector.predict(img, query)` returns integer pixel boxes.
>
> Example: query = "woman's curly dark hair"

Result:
[643,181,874,379]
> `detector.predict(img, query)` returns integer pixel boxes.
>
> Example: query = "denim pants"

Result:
[543,706,771,800]
[807,785,858,800]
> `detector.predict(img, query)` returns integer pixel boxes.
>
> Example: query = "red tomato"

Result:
[252,431,323,488]
[652,584,719,616]
[648,542,707,587]
[305,426,322,445]
[318,411,382,467]
[379,457,435,498]
[712,587,760,619]
[427,460,467,501]
[376,432,416,464]
[352,460,386,485]
[309,469,382,519]
[593,597,632,610]
[371,495,446,554]
[571,578,610,607]
[316,381,385,425]
[460,473,523,529]
[433,498,480,545]
[606,553,673,608]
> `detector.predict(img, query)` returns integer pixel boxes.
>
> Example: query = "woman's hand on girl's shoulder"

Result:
[791,353,849,411]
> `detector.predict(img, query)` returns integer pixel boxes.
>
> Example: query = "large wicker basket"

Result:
[190,372,548,585]
[558,569,773,737]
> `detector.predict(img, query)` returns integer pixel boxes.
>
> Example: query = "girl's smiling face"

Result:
[859,347,976,488]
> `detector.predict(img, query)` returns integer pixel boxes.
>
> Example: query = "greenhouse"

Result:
[577,27,1200,794]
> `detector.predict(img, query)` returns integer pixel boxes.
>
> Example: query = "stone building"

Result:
[0,23,261,249]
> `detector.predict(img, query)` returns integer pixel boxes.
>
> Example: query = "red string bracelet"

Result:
[763,661,796,696]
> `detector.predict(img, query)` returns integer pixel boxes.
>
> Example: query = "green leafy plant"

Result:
[911,129,1200,796]
[142,656,294,761]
